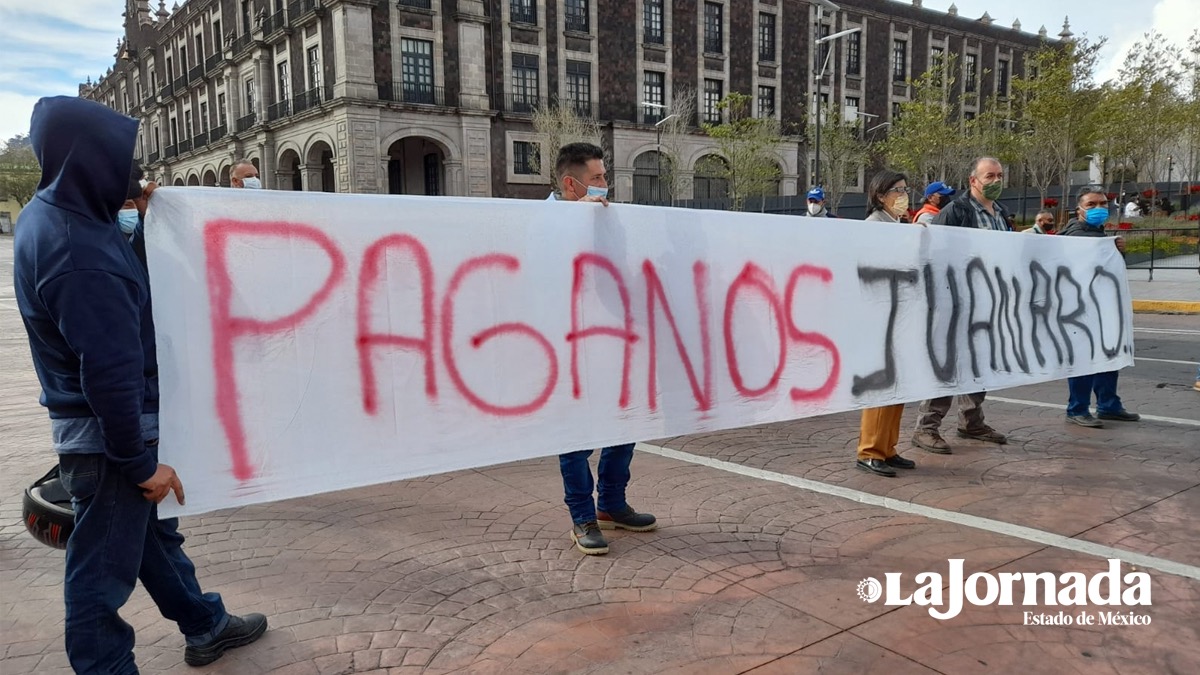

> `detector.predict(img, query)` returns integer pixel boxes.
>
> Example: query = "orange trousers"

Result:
[856,404,905,461]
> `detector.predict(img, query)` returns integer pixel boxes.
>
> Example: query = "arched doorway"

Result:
[172,177,185,186]
[693,155,730,200]
[186,173,200,186]
[218,165,231,187]
[633,151,672,204]
[386,137,444,196]
[305,142,335,192]
[277,149,302,191]
[202,169,218,187]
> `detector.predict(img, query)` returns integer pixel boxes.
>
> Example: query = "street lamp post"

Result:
[811,15,861,188]
[643,101,675,205]
[1166,155,1174,212]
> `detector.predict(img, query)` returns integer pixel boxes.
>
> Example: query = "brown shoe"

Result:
[956,426,1008,444]
[912,430,952,454]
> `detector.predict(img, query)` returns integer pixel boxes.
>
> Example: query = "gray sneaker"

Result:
[1066,414,1104,428]
[570,522,609,555]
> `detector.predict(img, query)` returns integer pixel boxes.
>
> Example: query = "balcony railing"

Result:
[188,64,204,82]
[398,0,432,8]
[210,123,228,142]
[230,33,252,55]
[262,10,287,36]
[293,87,323,114]
[193,130,209,148]
[159,83,174,99]
[235,112,257,132]
[287,0,320,23]
[206,53,223,73]
[565,11,589,33]
[510,2,536,24]
[267,99,292,121]
[379,83,455,107]
[147,150,160,164]
[492,91,546,115]
[164,144,178,159]
[178,138,193,154]
[173,75,188,93]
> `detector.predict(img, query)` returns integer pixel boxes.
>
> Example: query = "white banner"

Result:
[146,188,1133,516]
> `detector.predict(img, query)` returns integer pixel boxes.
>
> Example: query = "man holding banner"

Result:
[14,97,268,672]
[912,157,1013,454]
[550,142,657,555]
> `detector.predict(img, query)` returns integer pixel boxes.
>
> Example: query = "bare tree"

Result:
[531,103,605,191]
[657,84,698,202]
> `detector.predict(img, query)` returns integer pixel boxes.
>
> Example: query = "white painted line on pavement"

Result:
[987,395,1200,427]
[1133,327,1200,336]
[1135,356,1198,366]
[636,442,1200,583]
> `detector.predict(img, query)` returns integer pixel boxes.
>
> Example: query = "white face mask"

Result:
[240,176,262,190]
[807,202,823,215]
[117,209,140,235]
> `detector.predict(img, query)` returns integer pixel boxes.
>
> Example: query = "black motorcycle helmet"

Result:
[23,465,74,549]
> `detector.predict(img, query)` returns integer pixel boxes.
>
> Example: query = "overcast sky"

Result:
[0,0,1196,145]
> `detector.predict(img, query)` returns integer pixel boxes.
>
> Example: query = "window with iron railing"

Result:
[846,31,861,75]
[703,78,722,124]
[758,86,775,118]
[965,53,978,92]
[644,0,663,44]
[401,38,434,104]
[510,0,536,25]
[892,39,907,82]
[511,52,539,113]
[643,71,664,123]
[704,2,723,54]
[565,0,589,33]
[758,13,775,62]
[998,59,1010,98]
[398,0,433,8]
[513,141,539,175]
[566,60,591,117]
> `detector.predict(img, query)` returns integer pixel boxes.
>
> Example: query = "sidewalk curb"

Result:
[1132,299,1200,314]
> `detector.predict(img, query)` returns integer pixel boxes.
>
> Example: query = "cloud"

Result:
[1096,0,1199,83]
[0,1,124,139]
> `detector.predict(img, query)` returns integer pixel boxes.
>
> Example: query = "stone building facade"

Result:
[82,0,1053,201]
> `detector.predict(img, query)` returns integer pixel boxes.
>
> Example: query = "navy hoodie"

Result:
[14,96,157,484]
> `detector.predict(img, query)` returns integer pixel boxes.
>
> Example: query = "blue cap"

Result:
[924,181,956,198]
[806,187,825,201]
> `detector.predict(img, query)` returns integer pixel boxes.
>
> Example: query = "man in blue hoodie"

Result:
[14,96,267,673]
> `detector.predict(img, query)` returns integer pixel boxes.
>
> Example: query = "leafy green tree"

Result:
[0,143,39,206]
[880,53,968,185]
[807,102,872,213]
[703,93,783,211]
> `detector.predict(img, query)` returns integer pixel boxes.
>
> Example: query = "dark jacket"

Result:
[1058,219,1108,238]
[931,192,1011,230]
[13,96,157,484]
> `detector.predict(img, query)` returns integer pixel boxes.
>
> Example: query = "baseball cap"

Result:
[806,187,825,201]
[923,182,955,198]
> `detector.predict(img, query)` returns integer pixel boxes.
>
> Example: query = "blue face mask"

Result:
[1084,207,1108,227]
[586,185,609,199]
[117,209,140,235]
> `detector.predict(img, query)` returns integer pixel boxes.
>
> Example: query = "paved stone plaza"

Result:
[2,235,1198,674]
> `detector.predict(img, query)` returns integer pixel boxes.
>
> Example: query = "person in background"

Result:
[1024,210,1056,234]
[913,181,955,224]
[1124,195,1143,219]
[804,186,836,217]
[549,142,656,555]
[229,159,261,189]
[854,169,919,478]
[13,96,268,673]
[1058,185,1140,428]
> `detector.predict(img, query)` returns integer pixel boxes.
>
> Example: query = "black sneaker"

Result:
[1066,413,1104,428]
[596,505,658,532]
[1097,409,1140,422]
[570,522,609,555]
[884,455,916,470]
[184,613,268,667]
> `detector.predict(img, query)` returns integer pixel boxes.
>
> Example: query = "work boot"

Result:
[956,425,1008,444]
[570,521,609,555]
[597,505,657,532]
[912,430,951,454]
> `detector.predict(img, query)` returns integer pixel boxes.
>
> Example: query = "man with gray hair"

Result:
[229,159,260,189]
[912,157,1011,454]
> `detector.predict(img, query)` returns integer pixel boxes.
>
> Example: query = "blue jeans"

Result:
[1067,370,1123,417]
[56,415,227,674]
[559,444,635,525]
